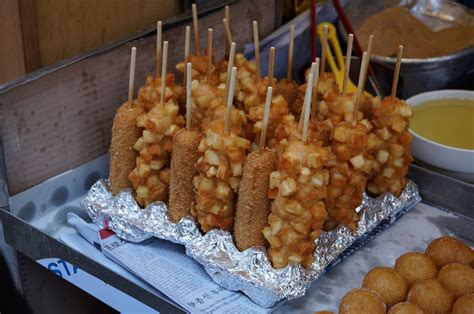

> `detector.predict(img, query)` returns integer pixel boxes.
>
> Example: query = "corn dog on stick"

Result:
[169,62,202,222]
[110,101,144,194]
[193,125,250,231]
[367,96,413,196]
[263,141,330,268]
[234,149,276,250]
[169,129,201,222]
[110,47,143,195]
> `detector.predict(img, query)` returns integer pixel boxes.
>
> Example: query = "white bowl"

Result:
[406,90,474,180]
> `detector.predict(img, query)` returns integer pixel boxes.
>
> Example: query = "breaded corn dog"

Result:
[234,149,276,251]
[110,101,144,194]
[169,129,201,222]
[263,141,330,268]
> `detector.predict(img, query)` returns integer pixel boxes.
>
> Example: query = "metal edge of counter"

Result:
[0,208,185,313]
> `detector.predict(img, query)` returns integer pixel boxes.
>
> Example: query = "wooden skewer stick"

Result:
[186,62,192,129]
[302,72,315,143]
[160,41,169,106]
[299,61,317,128]
[128,47,137,104]
[310,58,320,120]
[353,51,368,126]
[320,24,328,75]
[156,21,162,78]
[391,45,403,99]
[225,66,237,134]
[268,47,275,87]
[287,24,295,81]
[207,28,213,82]
[223,18,233,50]
[253,21,261,81]
[183,26,191,86]
[259,86,273,149]
[224,42,236,103]
[342,34,354,96]
[361,34,373,92]
[192,3,200,55]
[225,6,230,52]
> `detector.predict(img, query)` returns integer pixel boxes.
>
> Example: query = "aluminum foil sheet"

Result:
[81,180,420,308]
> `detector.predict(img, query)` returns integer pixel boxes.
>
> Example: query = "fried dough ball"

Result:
[314,311,334,314]
[339,288,386,314]
[437,263,474,297]
[452,293,474,314]
[362,267,408,307]
[388,302,424,314]
[407,279,455,313]
[425,237,474,268]
[395,252,438,287]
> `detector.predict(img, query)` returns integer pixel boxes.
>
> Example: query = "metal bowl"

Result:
[338,0,474,98]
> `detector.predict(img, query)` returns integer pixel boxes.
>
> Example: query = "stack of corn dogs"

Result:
[109,6,413,269]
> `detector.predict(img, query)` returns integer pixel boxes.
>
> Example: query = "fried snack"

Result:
[395,252,438,287]
[193,121,251,232]
[169,129,201,222]
[388,302,424,314]
[407,279,455,313]
[452,293,474,314]
[362,267,408,307]
[425,236,474,268]
[275,79,304,117]
[437,263,474,297]
[248,94,290,143]
[234,149,277,251]
[339,288,386,314]
[366,97,413,196]
[176,54,219,85]
[128,98,185,207]
[263,141,330,268]
[110,101,145,195]
[314,311,334,314]
[324,122,370,230]
[137,74,176,112]
[191,80,225,130]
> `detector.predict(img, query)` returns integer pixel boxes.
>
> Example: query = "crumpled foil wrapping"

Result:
[81,179,420,308]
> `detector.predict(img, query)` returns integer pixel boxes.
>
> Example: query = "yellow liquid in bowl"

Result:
[410,98,474,150]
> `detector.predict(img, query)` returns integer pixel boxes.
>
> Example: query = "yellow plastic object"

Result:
[317,22,372,96]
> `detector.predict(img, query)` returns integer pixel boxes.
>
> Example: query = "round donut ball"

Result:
[452,293,474,314]
[314,311,334,314]
[362,267,408,307]
[387,302,424,314]
[339,288,386,314]
[407,279,455,313]
[425,237,474,268]
[395,252,438,287]
[437,263,474,297]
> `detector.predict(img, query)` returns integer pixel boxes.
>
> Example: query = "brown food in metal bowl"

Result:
[339,288,386,314]
[425,236,474,268]
[452,293,474,314]
[395,252,438,287]
[437,263,474,298]
[362,267,408,307]
[407,278,455,313]
[387,302,424,314]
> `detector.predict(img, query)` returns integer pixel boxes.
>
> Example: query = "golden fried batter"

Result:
[169,129,201,223]
[110,101,144,195]
[437,263,474,298]
[395,252,438,287]
[339,288,386,314]
[362,267,408,307]
[426,236,474,268]
[407,279,455,313]
[388,302,424,314]
[452,293,474,314]
[234,149,276,251]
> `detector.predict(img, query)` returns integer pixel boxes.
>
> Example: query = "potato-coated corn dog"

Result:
[169,129,201,222]
[263,141,330,268]
[234,149,276,251]
[110,101,144,195]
